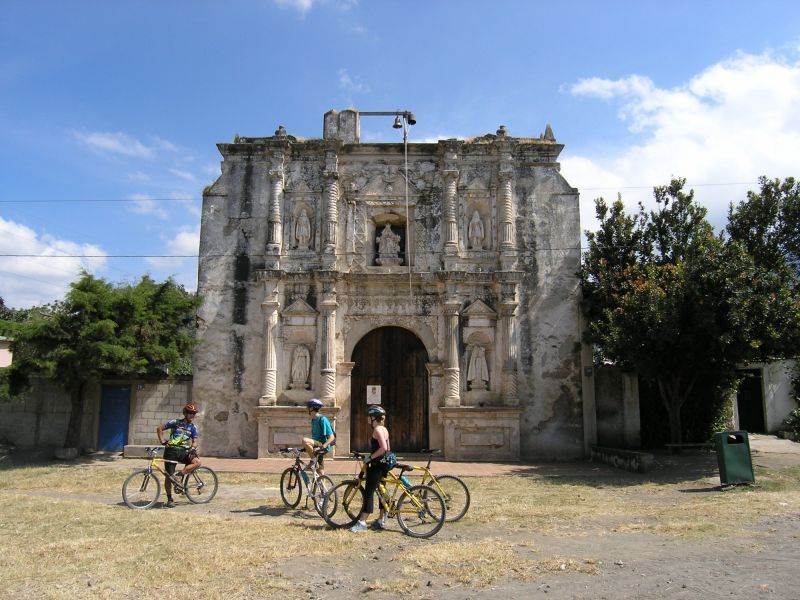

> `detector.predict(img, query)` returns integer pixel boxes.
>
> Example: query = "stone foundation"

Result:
[438,407,522,461]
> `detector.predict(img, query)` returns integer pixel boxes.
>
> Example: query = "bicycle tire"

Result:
[122,470,161,509]
[396,484,446,538]
[311,475,336,517]
[434,474,471,522]
[322,480,363,528]
[184,467,219,504]
[280,467,302,508]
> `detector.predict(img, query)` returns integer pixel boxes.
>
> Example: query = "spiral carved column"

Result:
[259,294,280,406]
[443,170,459,256]
[443,300,461,407]
[320,290,338,405]
[499,170,514,251]
[267,168,284,253]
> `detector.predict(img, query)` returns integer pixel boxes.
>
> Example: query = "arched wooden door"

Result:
[350,327,428,452]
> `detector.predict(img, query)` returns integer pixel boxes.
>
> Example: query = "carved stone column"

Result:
[499,279,519,406]
[319,278,338,405]
[498,169,514,251]
[443,169,459,256]
[267,151,285,255]
[323,150,339,268]
[259,289,281,406]
[443,300,461,407]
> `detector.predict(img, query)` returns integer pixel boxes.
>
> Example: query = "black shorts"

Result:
[164,446,194,475]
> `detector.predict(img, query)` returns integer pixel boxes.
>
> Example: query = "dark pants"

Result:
[164,446,192,476]
[362,462,389,515]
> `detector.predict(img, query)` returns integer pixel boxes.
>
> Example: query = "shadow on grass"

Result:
[499,453,721,488]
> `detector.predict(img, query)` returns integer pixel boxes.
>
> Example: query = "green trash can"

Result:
[714,431,755,485]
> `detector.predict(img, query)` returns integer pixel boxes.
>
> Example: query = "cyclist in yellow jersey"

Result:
[156,404,201,507]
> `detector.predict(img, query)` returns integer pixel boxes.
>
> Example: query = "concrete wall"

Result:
[0,377,191,451]
[760,360,797,433]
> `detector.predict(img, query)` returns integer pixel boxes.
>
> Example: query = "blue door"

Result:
[98,385,131,451]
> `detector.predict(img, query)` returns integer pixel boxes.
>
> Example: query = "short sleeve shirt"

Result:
[311,415,334,448]
[163,418,199,449]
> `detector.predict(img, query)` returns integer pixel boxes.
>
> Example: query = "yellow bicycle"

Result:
[122,446,218,509]
[321,451,446,538]
[407,449,470,522]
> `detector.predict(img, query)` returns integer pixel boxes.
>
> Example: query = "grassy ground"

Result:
[0,461,798,599]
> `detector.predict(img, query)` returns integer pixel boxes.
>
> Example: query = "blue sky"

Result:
[2,1,800,307]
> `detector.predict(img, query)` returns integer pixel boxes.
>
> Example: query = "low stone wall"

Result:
[590,445,654,473]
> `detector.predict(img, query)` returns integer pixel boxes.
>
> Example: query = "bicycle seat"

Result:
[394,463,414,474]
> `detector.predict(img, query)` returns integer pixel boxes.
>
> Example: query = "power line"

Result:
[0,180,766,204]
[0,197,200,204]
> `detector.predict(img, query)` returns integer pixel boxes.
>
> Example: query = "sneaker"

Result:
[349,520,368,532]
[165,499,176,508]
[370,520,387,531]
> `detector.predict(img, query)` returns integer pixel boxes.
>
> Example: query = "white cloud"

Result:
[338,68,370,97]
[72,130,154,159]
[0,216,107,308]
[127,171,150,182]
[275,0,314,13]
[562,50,800,236]
[274,0,356,13]
[145,226,200,289]
[169,168,196,182]
[128,193,169,220]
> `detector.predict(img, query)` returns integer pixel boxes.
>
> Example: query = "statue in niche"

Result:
[468,210,485,250]
[290,345,310,389]
[295,209,311,250]
[467,345,489,391]
[376,223,402,266]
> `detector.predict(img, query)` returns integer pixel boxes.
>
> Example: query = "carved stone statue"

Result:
[376,223,402,266]
[467,345,489,391]
[295,209,311,250]
[290,345,310,389]
[468,210,485,250]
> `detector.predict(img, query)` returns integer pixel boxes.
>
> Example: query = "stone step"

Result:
[123,445,164,458]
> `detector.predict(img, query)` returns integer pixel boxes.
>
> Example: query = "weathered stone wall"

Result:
[194,114,584,460]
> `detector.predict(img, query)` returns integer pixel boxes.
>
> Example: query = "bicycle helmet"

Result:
[183,404,198,414]
[305,398,324,409]
[367,405,386,418]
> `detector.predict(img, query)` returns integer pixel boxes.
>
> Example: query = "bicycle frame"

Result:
[352,454,428,517]
[144,448,188,490]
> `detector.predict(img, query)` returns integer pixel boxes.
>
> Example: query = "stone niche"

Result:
[279,298,318,405]
[438,407,521,461]
[256,406,340,456]
[462,299,499,406]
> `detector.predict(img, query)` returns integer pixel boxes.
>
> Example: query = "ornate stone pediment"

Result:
[360,165,421,198]
[463,299,496,323]
[282,298,318,326]
[463,299,496,344]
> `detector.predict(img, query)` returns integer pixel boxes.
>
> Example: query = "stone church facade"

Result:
[194,109,583,460]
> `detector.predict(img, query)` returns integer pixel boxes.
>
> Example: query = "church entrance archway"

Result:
[350,326,429,452]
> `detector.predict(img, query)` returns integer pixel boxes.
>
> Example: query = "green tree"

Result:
[7,274,200,449]
[581,179,800,444]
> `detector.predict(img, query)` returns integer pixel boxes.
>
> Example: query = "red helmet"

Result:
[183,404,198,414]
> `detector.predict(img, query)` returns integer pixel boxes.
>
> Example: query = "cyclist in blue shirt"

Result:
[156,404,201,508]
[302,398,334,475]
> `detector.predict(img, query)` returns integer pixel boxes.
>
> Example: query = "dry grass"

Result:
[0,461,798,597]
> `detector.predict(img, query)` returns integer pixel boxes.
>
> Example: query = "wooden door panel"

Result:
[351,327,428,452]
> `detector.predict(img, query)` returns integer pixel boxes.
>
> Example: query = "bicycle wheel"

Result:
[184,467,219,504]
[122,470,161,509]
[396,484,446,538]
[310,475,336,517]
[322,480,363,528]
[280,467,302,508]
[434,475,471,522]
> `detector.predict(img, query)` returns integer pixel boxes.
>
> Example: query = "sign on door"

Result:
[367,385,381,405]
